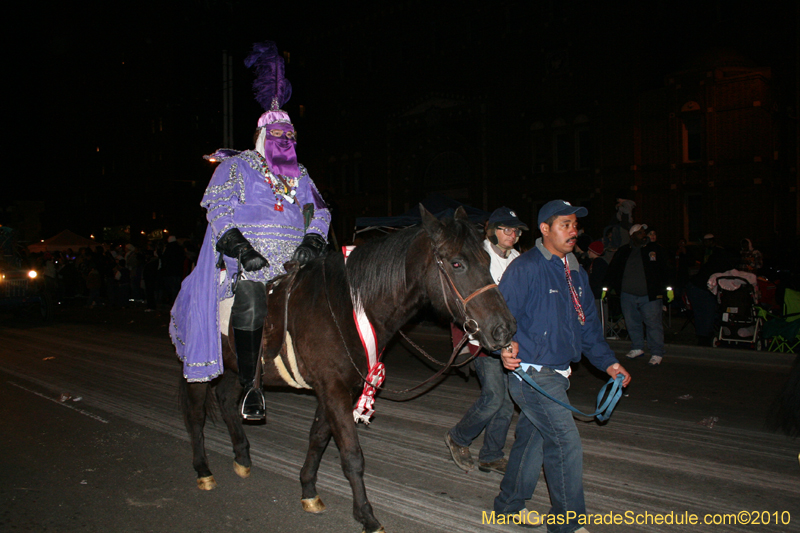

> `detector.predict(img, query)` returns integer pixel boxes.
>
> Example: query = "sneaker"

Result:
[478,457,508,474]
[444,433,474,472]
[648,355,663,366]
[625,349,645,359]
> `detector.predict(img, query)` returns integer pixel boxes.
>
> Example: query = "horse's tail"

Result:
[178,376,218,432]
[766,354,800,439]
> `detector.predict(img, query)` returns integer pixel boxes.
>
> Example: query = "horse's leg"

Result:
[181,380,217,490]
[299,404,332,513]
[214,368,251,478]
[321,386,383,533]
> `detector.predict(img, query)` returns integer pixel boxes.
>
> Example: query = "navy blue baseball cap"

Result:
[537,200,588,226]
[488,207,529,230]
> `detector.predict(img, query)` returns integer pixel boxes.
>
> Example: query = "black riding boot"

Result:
[234,327,266,420]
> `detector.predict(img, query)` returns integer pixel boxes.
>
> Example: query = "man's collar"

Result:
[535,237,579,271]
[487,239,512,259]
[535,237,552,259]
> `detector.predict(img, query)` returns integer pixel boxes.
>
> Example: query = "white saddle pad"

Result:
[219,297,234,335]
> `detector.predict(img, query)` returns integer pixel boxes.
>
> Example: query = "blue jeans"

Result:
[620,292,664,356]
[494,367,585,533]
[449,355,513,463]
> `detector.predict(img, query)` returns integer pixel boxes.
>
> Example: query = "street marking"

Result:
[7,381,109,424]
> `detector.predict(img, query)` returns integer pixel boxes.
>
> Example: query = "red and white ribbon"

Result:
[343,246,386,424]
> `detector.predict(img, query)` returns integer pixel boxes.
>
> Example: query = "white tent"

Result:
[27,230,96,253]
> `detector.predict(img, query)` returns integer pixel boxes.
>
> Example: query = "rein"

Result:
[398,329,476,368]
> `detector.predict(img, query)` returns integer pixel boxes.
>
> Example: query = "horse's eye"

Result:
[451,261,463,269]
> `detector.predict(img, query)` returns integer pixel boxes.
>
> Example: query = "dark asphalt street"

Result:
[1,305,798,533]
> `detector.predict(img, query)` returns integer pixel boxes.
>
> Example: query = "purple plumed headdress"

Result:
[244,41,293,127]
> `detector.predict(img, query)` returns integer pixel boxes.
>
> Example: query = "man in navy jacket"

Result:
[493,200,631,532]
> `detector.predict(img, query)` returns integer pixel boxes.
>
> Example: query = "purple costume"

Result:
[170,150,330,382]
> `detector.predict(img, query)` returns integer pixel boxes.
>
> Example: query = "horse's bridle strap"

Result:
[432,248,498,325]
[463,282,498,305]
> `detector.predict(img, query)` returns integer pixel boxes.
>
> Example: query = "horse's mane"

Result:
[346,217,482,312]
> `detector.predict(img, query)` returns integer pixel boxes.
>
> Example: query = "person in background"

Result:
[86,263,103,308]
[113,258,131,308]
[159,236,184,306]
[674,238,691,292]
[702,233,722,264]
[573,224,592,267]
[142,246,159,312]
[605,223,670,366]
[615,197,636,225]
[685,234,736,345]
[587,240,608,321]
[125,243,142,303]
[445,207,527,475]
[738,238,763,274]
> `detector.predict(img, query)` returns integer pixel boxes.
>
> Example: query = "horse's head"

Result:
[420,204,516,351]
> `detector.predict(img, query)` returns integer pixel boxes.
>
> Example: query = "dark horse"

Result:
[180,206,516,532]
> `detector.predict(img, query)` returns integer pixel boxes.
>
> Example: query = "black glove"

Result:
[292,233,326,266]
[215,228,269,272]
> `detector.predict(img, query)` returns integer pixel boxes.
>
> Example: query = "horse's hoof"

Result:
[301,495,326,513]
[233,461,251,478]
[362,528,386,533]
[197,475,217,490]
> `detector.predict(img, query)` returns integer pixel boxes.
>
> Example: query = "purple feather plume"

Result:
[244,41,292,111]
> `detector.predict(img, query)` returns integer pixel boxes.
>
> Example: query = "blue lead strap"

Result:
[513,367,624,422]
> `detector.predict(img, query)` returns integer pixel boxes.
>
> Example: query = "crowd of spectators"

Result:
[18,237,198,311]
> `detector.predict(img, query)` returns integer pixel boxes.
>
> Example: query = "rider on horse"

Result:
[170,41,330,420]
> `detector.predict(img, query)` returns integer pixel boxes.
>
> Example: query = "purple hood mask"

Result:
[257,118,299,177]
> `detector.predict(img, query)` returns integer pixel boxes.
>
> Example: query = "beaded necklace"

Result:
[257,153,299,211]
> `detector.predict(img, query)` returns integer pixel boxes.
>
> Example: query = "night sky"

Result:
[7,0,796,241]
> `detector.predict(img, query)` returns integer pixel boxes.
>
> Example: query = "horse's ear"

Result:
[454,206,469,222]
[420,204,443,240]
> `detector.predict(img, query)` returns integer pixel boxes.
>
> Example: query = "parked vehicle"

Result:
[0,228,53,320]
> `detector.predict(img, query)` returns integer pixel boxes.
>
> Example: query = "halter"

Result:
[431,244,499,337]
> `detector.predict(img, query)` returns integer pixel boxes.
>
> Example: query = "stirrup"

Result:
[240,386,266,421]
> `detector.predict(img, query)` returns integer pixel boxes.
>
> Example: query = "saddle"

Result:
[258,261,311,389]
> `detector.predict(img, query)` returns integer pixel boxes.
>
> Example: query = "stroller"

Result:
[708,271,763,349]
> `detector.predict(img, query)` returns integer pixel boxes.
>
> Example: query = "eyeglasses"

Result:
[498,227,522,236]
[268,129,297,140]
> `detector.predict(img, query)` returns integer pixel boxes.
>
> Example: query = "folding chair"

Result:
[677,291,695,334]
[601,289,628,340]
[762,288,800,353]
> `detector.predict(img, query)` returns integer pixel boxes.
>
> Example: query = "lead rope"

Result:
[514,368,624,422]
